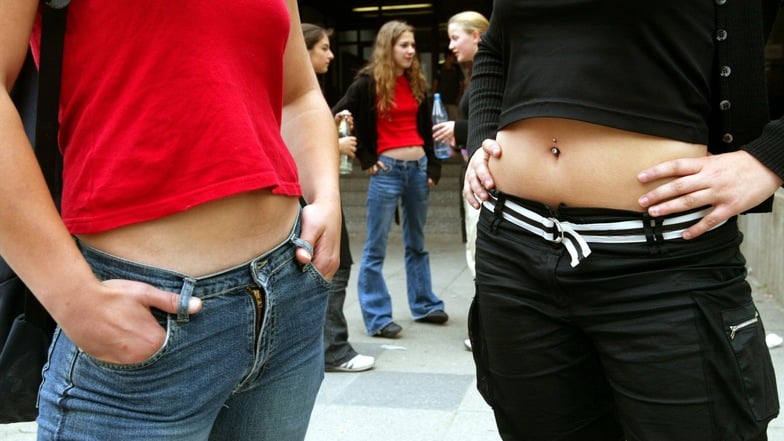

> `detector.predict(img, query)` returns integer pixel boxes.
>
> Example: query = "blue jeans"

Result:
[37,216,329,441]
[357,155,445,334]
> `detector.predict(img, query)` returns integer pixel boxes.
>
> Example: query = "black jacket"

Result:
[454,88,470,148]
[332,73,442,184]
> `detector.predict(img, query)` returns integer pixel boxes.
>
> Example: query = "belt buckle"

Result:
[551,218,564,244]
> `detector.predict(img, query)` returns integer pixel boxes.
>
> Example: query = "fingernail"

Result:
[188,297,201,310]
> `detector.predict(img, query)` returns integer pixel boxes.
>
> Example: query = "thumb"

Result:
[146,287,203,315]
[294,237,314,265]
[295,247,313,265]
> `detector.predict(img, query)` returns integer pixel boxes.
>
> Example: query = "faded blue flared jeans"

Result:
[357,155,445,334]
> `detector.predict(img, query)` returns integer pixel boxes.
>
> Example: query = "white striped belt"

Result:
[483,193,723,267]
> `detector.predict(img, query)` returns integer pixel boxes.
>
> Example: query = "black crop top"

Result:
[468,0,715,150]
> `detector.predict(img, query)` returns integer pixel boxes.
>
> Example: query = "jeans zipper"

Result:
[247,287,265,338]
[729,311,759,340]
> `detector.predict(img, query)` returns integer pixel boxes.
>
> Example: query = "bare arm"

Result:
[281,0,341,279]
[0,1,199,364]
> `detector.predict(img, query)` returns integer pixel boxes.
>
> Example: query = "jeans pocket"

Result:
[721,302,780,421]
[304,262,331,289]
[84,309,171,371]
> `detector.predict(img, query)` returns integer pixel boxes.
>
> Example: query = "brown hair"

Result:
[359,20,427,117]
[301,23,333,51]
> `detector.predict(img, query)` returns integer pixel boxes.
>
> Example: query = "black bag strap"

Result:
[35,4,67,202]
[24,4,68,329]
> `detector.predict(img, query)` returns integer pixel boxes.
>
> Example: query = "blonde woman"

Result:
[432,11,490,352]
[332,20,446,338]
[433,11,489,281]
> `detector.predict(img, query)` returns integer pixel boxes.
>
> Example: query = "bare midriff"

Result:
[490,118,709,211]
[76,190,300,277]
[382,146,425,160]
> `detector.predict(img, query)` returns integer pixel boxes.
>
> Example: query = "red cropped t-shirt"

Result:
[31,0,299,234]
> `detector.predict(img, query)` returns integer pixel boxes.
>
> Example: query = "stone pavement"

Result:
[310,232,784,441]
[304,233,496,441]
[1,232,783,440]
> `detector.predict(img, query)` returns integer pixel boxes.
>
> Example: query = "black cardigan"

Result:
[710,0,784,212]
[468,0,784,213]
[332,73,442,184]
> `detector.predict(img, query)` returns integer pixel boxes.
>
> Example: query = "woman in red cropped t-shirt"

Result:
[0,1,340,439]
[332,20,447,339]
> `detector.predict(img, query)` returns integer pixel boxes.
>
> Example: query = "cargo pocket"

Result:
[468,296,494,406]
[722,302,779,421]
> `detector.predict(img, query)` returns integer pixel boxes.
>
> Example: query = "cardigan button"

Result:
[720,65,732,77]
[719,100,731,110]
[716,29,728,41]
[722,133,734,144]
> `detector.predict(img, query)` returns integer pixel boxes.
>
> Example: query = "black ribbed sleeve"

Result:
[742,118,784,183]
[467,22,505,157]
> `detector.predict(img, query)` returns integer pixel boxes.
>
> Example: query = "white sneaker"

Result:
[464,338,472,351]
[326,354,375,372]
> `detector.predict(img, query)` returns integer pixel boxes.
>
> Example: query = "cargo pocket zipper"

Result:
[729,311,759,340]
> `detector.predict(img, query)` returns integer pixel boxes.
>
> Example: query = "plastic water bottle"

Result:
[432,93,452,159]
[337,110,353,175]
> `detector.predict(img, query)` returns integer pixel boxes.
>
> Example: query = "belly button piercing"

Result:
[551,137,560,156]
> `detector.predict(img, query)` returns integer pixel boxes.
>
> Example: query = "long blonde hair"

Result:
[360,20,427,117]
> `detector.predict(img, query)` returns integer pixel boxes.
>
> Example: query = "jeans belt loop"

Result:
[177,277,197,323]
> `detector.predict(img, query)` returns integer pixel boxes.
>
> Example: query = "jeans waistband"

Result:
[484,191,724,267]
[378,155,427,168]
[76,208,308,292]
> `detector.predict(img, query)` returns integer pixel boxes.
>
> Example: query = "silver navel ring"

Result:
[551,137,560,156]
